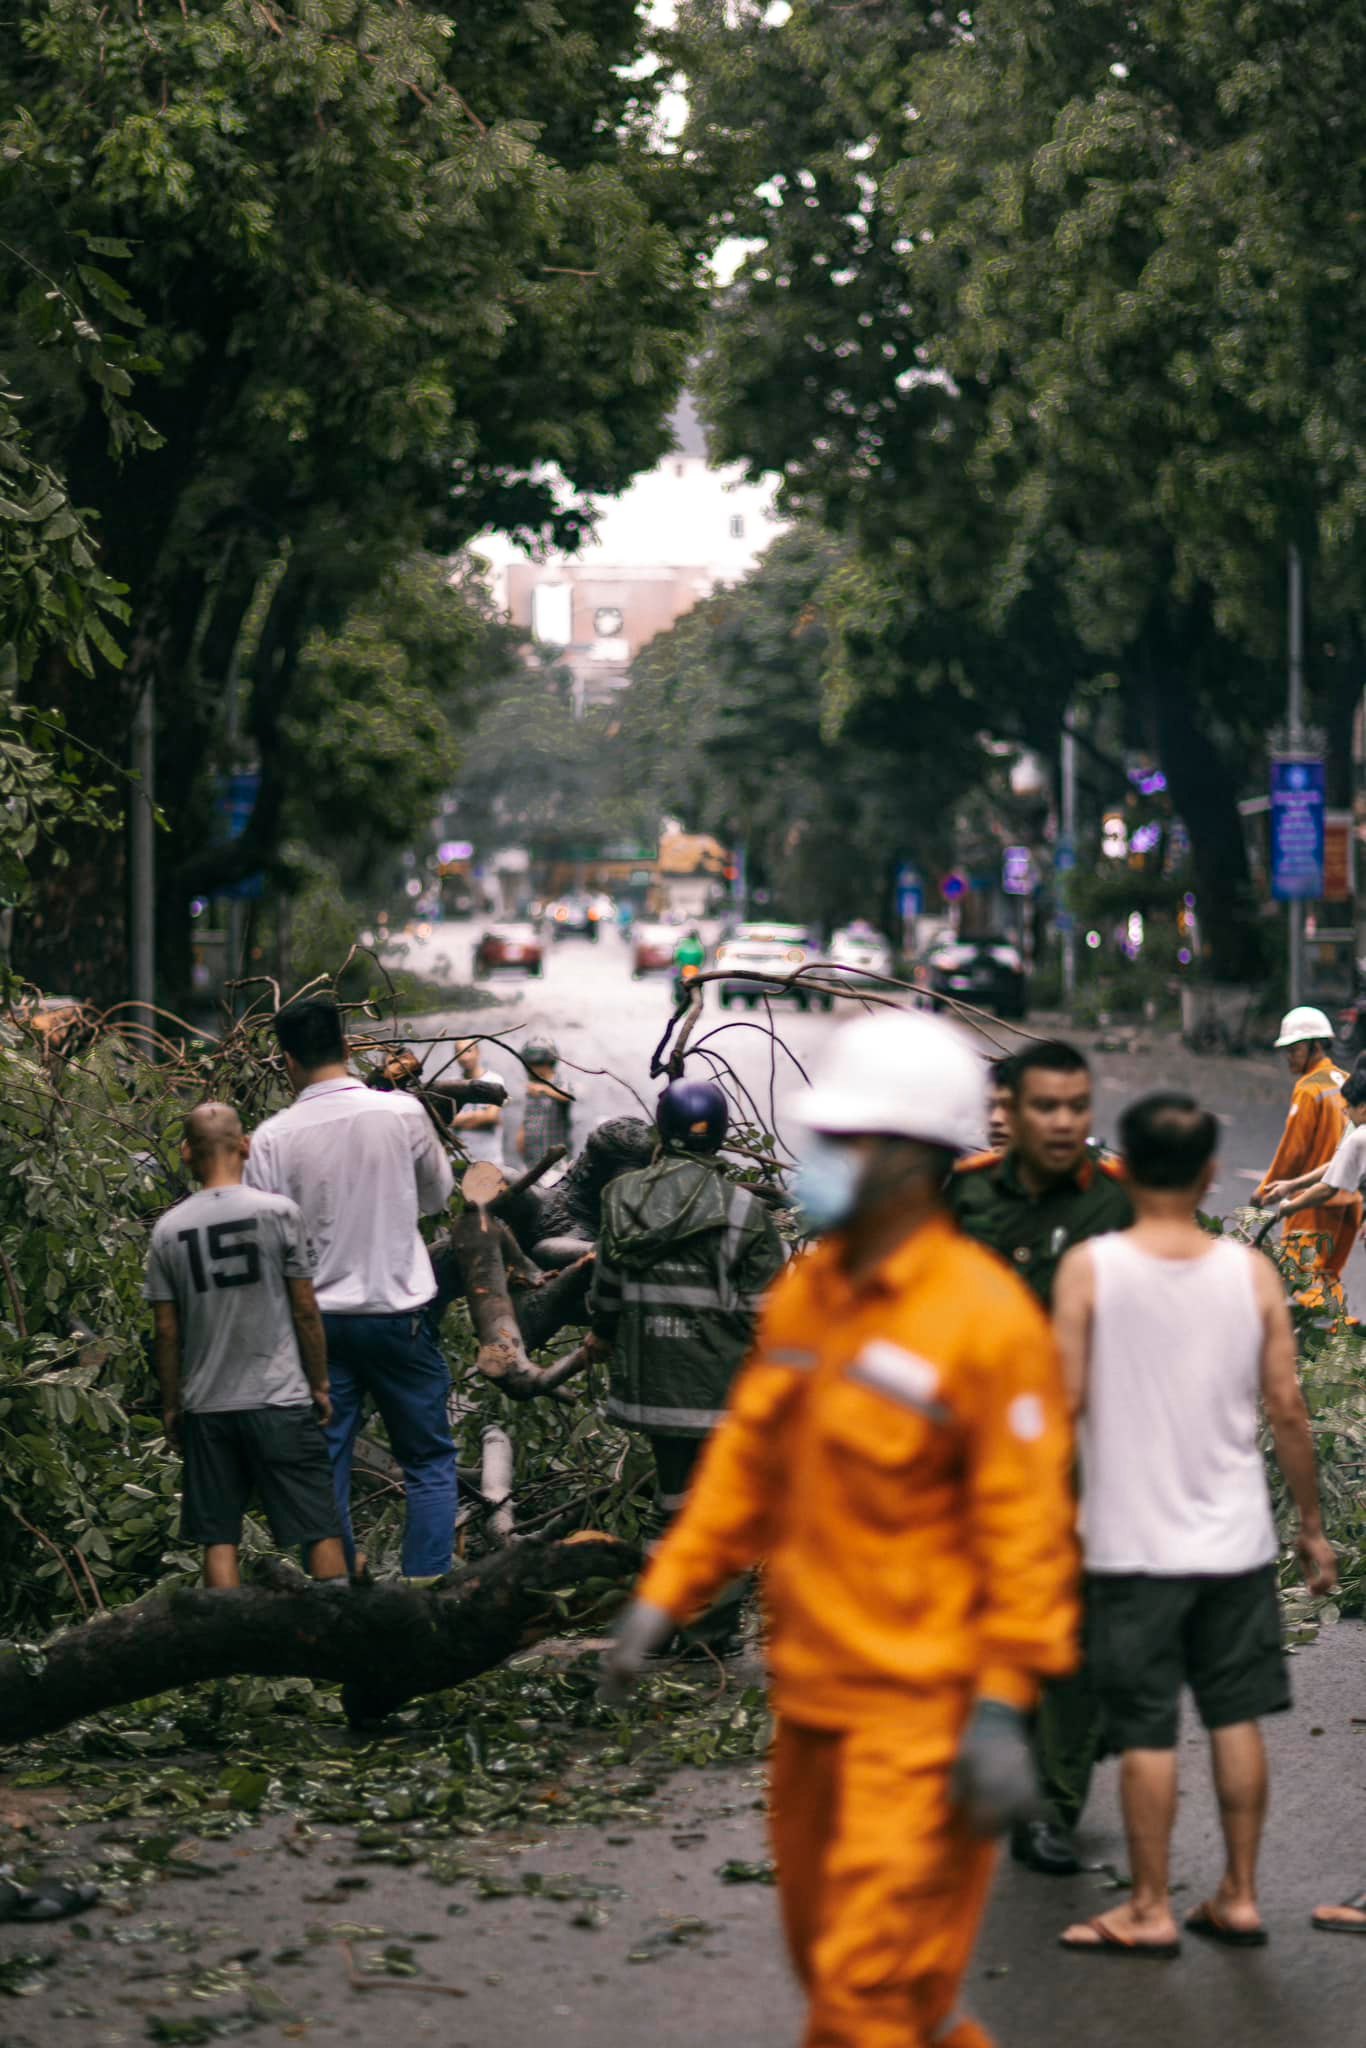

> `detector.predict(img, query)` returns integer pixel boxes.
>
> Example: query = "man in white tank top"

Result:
[1052,1091,1337,1959]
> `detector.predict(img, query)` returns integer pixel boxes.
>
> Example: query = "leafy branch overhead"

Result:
[3,0,706,1000]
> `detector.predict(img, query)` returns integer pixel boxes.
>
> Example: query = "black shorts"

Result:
[180,1406,340,1549]
[1086,1566,1290,1750]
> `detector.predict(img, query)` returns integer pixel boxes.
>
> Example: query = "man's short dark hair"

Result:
[1343,1063,1366,1109]
[1011,1040,1090,1092]
[274,995,345,1070]
[990,1055,1019,1091]
[1118,1091,1219,1189]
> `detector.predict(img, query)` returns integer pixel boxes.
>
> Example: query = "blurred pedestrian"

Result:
[602,1011,1079,2048]
[986,1056,1017,1152]
[245,996,457,1579]
[1055,1092,1336,1958]
[517,1039,573,1161]
[1254,1007,1357,1307]
[587,1078,783,1650]
[1264,1057,1366,1248]
[147,1103,346,1589]
[949,1039,1131,1875]
[449,1037,509,1164]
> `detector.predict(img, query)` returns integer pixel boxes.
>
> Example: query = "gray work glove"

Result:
[598,1598,674,1705]
[950,1699,1038,1837]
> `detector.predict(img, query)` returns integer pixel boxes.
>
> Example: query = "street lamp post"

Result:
[1287,544,1306,1011]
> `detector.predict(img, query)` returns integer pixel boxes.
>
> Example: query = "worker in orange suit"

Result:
[1254,1007,1357,1307]
[601,1010,1080,2048]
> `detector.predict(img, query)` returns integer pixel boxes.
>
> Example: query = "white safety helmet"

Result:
[789,1007,986,1152]
[1273,1006,1335,1050]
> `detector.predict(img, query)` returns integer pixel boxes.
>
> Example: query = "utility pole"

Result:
[1060,723,1077,1012]
[129,676,156,1045]
[1287,544,1306,1011]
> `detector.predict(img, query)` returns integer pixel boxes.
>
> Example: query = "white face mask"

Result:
[792,1132,865,1234]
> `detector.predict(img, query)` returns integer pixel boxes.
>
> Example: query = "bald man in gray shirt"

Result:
[147,1104,347,1590]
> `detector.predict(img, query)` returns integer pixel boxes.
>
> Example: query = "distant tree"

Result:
[4,0,705,997]
[620,529,986,930]
[677,0,1366,977]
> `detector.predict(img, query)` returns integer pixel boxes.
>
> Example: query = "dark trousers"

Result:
[647,1434,745,1647]
[322,1310,457,1579]
[1036,1668,1105,1831]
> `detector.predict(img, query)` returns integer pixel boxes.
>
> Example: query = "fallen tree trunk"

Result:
[448,1209,588,1400]
[513,1251,594,1350]
[0,1535,638,1744]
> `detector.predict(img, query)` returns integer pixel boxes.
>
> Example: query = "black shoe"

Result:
[1010,1818,1083,1876]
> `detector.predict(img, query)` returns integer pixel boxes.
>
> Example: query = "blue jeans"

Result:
[321,1310,457,1578]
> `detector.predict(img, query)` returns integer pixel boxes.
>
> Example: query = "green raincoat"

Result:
[589,1152,784,1438]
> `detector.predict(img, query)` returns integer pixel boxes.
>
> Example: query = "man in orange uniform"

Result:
[602,1011,1080,2048]
[1254,1007,1357,1306]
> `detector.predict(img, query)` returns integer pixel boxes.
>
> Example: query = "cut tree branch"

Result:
[0,1535,638,1742]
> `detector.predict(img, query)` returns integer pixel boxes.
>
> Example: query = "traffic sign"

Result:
[939,870,968,903]
[1054,834,1077,873]
[1270,755,1326,902]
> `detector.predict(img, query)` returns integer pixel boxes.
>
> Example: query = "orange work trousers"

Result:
[770,1717,998,2048]
[1284,1207,1358,1309]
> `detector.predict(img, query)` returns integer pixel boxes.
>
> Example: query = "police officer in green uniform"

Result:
[587,1078,785,1648]
[949,1038,1132,1875]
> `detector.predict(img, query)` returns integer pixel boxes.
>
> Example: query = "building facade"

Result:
[475,395,784,714]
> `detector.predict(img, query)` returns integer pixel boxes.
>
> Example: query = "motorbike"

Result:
[672,961,704,1012]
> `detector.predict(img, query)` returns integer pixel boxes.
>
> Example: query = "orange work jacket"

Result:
[639,1211,1080,1736]
[1255,1055,1360,1273]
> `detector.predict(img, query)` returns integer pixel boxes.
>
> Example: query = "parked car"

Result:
[716,922,831,1010]
[924,934,1028,1019]
[826,921,896,984]
[473,921,544,977]
[546,895,598,941]
[632,922,680,977]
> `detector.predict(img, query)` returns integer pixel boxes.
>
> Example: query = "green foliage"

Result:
[676,0,1366,976]
[4,0,706,994]
[619,528,985,927]
[444,655,658,862]
[280,555,506,891]
[0,690,120,935]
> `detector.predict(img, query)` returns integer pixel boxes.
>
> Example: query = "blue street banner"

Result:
[213,771,263,902]
[1270,756,1326,902]
[1054,834,1077,873]
[1002,845,1036,897]
[895,862,924,924]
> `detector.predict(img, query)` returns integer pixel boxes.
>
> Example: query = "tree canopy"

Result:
[674,0,1366,974]
[3,0,705,996]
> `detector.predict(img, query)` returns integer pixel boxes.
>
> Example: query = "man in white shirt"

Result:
[245,995,457,1577]
[1053,1091,1336,1960]
[450,1038,508,1164]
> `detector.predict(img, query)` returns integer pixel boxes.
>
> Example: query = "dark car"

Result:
[925,935,1028,1020]
[546,895,599,941]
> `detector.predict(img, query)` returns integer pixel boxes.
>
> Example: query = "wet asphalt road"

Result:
[2,1624,1360,2048]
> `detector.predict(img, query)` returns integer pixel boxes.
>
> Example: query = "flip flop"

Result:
[1312,1892,1366,1936]
[1186,1901,1269,1948]
[1059,1916,1181,1960]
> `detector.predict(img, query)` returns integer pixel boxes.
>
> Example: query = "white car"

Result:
[716,923,832,1011]
[826,923,896,984]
